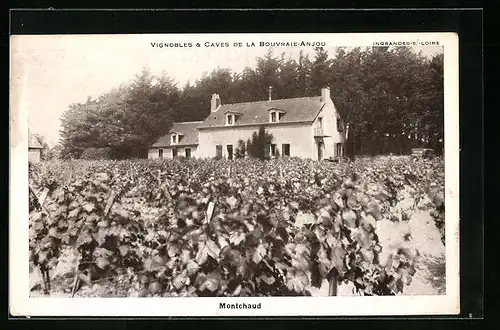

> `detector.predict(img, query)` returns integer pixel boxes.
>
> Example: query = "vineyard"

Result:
[28,156,445,298]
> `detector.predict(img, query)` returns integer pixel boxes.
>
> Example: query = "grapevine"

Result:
[29,156,444,297]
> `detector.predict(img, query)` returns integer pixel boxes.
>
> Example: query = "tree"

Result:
[50,144,63,160]
[59,66,180,159]
[235,139,247,159]
[278,53,301,99]
[310,47,331,93]
[296,50,312,96]
[246,126,274,160]
[58,47,443,159]
[327,46,443,155]
[117,67,179,158]
[254,50,282,100]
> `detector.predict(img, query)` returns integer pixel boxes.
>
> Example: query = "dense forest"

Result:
[58,46,444,159]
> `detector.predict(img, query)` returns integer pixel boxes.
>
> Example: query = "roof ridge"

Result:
[173,121,204,124]
[219,96,321,107]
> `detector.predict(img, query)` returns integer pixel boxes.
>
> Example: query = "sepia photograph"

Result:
[10,32,459,316]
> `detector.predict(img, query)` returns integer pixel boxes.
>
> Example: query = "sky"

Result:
[11,34,443,147]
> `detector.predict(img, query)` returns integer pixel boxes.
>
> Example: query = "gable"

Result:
[199,96,326,129]
[28,134,43,149]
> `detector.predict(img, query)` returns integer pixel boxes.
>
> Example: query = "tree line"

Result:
[57,46,444,159]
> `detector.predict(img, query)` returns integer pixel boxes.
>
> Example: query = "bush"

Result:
[246,126,274,160]
[80,147,113,160]
[235,140,247,159]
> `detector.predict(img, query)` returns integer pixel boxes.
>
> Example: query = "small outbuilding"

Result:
[28,134,43,163]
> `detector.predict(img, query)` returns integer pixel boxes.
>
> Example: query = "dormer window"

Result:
[268,108,286,123]
[171,132,183,145]
[224,111,241,126]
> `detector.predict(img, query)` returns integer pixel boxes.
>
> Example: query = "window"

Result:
[172,148,178,158]
[270,112,277,123]
[270,144,277,157]
[282,144,290,157]
[335,143,343,157]
[158,149,163,159]
[227,145,233,160]
[226,114,234,125]
[185,148,191,159]
[315,117,324,136]
[216,145,223,158]
[337,118,343,132]
[171,134,177,144]
[269,110,285,123]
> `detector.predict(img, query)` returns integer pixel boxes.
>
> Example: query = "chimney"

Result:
[211,94,221,112]
[321,87,330,102]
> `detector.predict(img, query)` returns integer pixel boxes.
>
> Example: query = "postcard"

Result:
[10,32,459,316]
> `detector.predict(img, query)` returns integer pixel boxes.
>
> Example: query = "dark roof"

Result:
[152,121,202,147]
[28,134,43,149]
[198,96,326,129]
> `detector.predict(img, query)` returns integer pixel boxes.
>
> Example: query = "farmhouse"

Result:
[148,121,202,159]
[149,87,346,161]
[28,134,43,163]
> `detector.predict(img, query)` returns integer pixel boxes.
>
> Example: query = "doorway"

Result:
[317,141,324,160]
[335,143,343,158]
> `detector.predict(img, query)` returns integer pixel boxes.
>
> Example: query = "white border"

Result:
[9,32,460,316]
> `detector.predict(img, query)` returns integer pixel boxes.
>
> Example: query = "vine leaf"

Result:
[96,257,109,269]
[286,269,309,293]
[167,243,181,258]
[196,242,208,265]
[82,202,95,213]
[199,271,221,292]
[205,239,220,259]
[331,245,346,274]
[186,260,200,276]
[118,246,129,257]
[252,244,266,264]
[259,273,275,285]
[229,231,246,246]
[173,270,189,290]
[180,249,191,265]
[68,207,81,218]
[342,210,357,228]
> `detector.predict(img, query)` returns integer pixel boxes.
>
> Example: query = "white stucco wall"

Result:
[312,100,345,159]
[197,123,315,159]
[148,146,198,159]
[28,149,41,163]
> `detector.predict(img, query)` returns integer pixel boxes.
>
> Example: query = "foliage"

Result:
[59,47,443,160]
[246,126,274,160]
[80,148,113,160]
[235,140,247,159]
[31,133,53,161]
[29,156,444,297]
[60,67,180,159]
